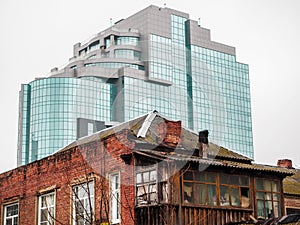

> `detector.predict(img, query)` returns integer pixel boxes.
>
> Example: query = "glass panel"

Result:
[230,176,239,185]
[266,200,273,218]
[256,192,265,200]
[150,170,157,181]
[265,193,272,201]
[257,200,265,218]
[231,187,240,206]
[137,186,147,203]
[143,172,149,182]
[220,186,230,206]
[6,219,13,225]
[136,173,142,183]
[273,193,280,201]
[194,172,203,182]
[195,183,205,204]
[6,204,18,216]
[183,182,193,203]
[207,173,216,183]
[272,181,280,192]
[41,209,48,222]
[240,176,249,186]
[208,184,217,205]
[273,201,280,218]
[184,171,193,180]
[149,184,157,202]
[264,180,272,191]
[256,179,264,190]
[220,174,229,184]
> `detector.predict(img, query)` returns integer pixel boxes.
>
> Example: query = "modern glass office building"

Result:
[17,5,253,165]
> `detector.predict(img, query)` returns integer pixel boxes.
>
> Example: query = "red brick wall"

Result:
[285,196,300,209]
[0,130,136,225]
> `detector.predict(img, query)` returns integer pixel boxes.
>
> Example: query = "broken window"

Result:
[219,174,250,208]
[183,171,217,206]
[182,171,250,208]
[136,170,158,205]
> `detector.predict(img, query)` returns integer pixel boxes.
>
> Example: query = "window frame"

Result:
[110,172,121,224]
[38,191,56,225]
[3,202,19,225]
[219,174,250,208]
[136,169,158,205]
[182,171,217,206]
[182,170,251,208]
[255,178,281,219]
[72,180,95,225]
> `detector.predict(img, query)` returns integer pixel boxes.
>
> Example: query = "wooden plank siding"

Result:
[135,205,253,225]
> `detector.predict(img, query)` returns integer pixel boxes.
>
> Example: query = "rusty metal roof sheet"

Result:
[134,149,293,175]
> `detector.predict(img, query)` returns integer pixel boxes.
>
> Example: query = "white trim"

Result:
[38,192,56,225]
[72,181,95,225]
[110,172,121,224]
[3,202,19,225]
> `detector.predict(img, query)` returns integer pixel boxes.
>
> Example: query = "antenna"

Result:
[110,18,112,26]
[164,3,166,7]
[198,18,201,26]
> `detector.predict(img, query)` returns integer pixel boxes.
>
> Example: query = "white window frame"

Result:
[72,181,95,225]
[87,123,94,136]
[110,172,120,224]
[38,192,56,225]
[3,202,19,225]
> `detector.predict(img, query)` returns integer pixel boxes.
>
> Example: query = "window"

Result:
[183,171,217,205]
[73,181,94,225]
[110,173,120,224]
[136,170,157,205]
[256,179,281,219]
[87,123,94,136]
[38,192,55,225]
[182,171,250,208]
[219,174,250,208]
[4,203,18,225]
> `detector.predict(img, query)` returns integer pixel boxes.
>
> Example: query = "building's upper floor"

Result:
[2,112,294,225]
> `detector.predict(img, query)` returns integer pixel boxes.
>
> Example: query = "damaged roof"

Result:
[58,111,293,176]
[283,168,300,195]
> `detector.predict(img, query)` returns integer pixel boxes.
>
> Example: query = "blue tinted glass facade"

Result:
[190,46,253,158]
[19,77,111,164]
[18,6,254,165]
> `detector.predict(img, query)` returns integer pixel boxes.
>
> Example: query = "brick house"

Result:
[277,159,300,215]
[0,112,293,225]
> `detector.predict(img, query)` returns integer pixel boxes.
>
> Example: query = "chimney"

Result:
[277,159,294,169]
[199,130,209,158]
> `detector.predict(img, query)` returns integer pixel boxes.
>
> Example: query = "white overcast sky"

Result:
[0,0,299,173]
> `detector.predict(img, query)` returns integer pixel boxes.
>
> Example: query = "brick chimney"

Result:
[277,159,294,169]
[157,119,182,148]
[199,130,209,158]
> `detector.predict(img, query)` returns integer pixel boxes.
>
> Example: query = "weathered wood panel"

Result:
[135,205,253,225]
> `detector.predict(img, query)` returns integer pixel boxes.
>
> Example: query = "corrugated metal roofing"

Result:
[134,149,293,175]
